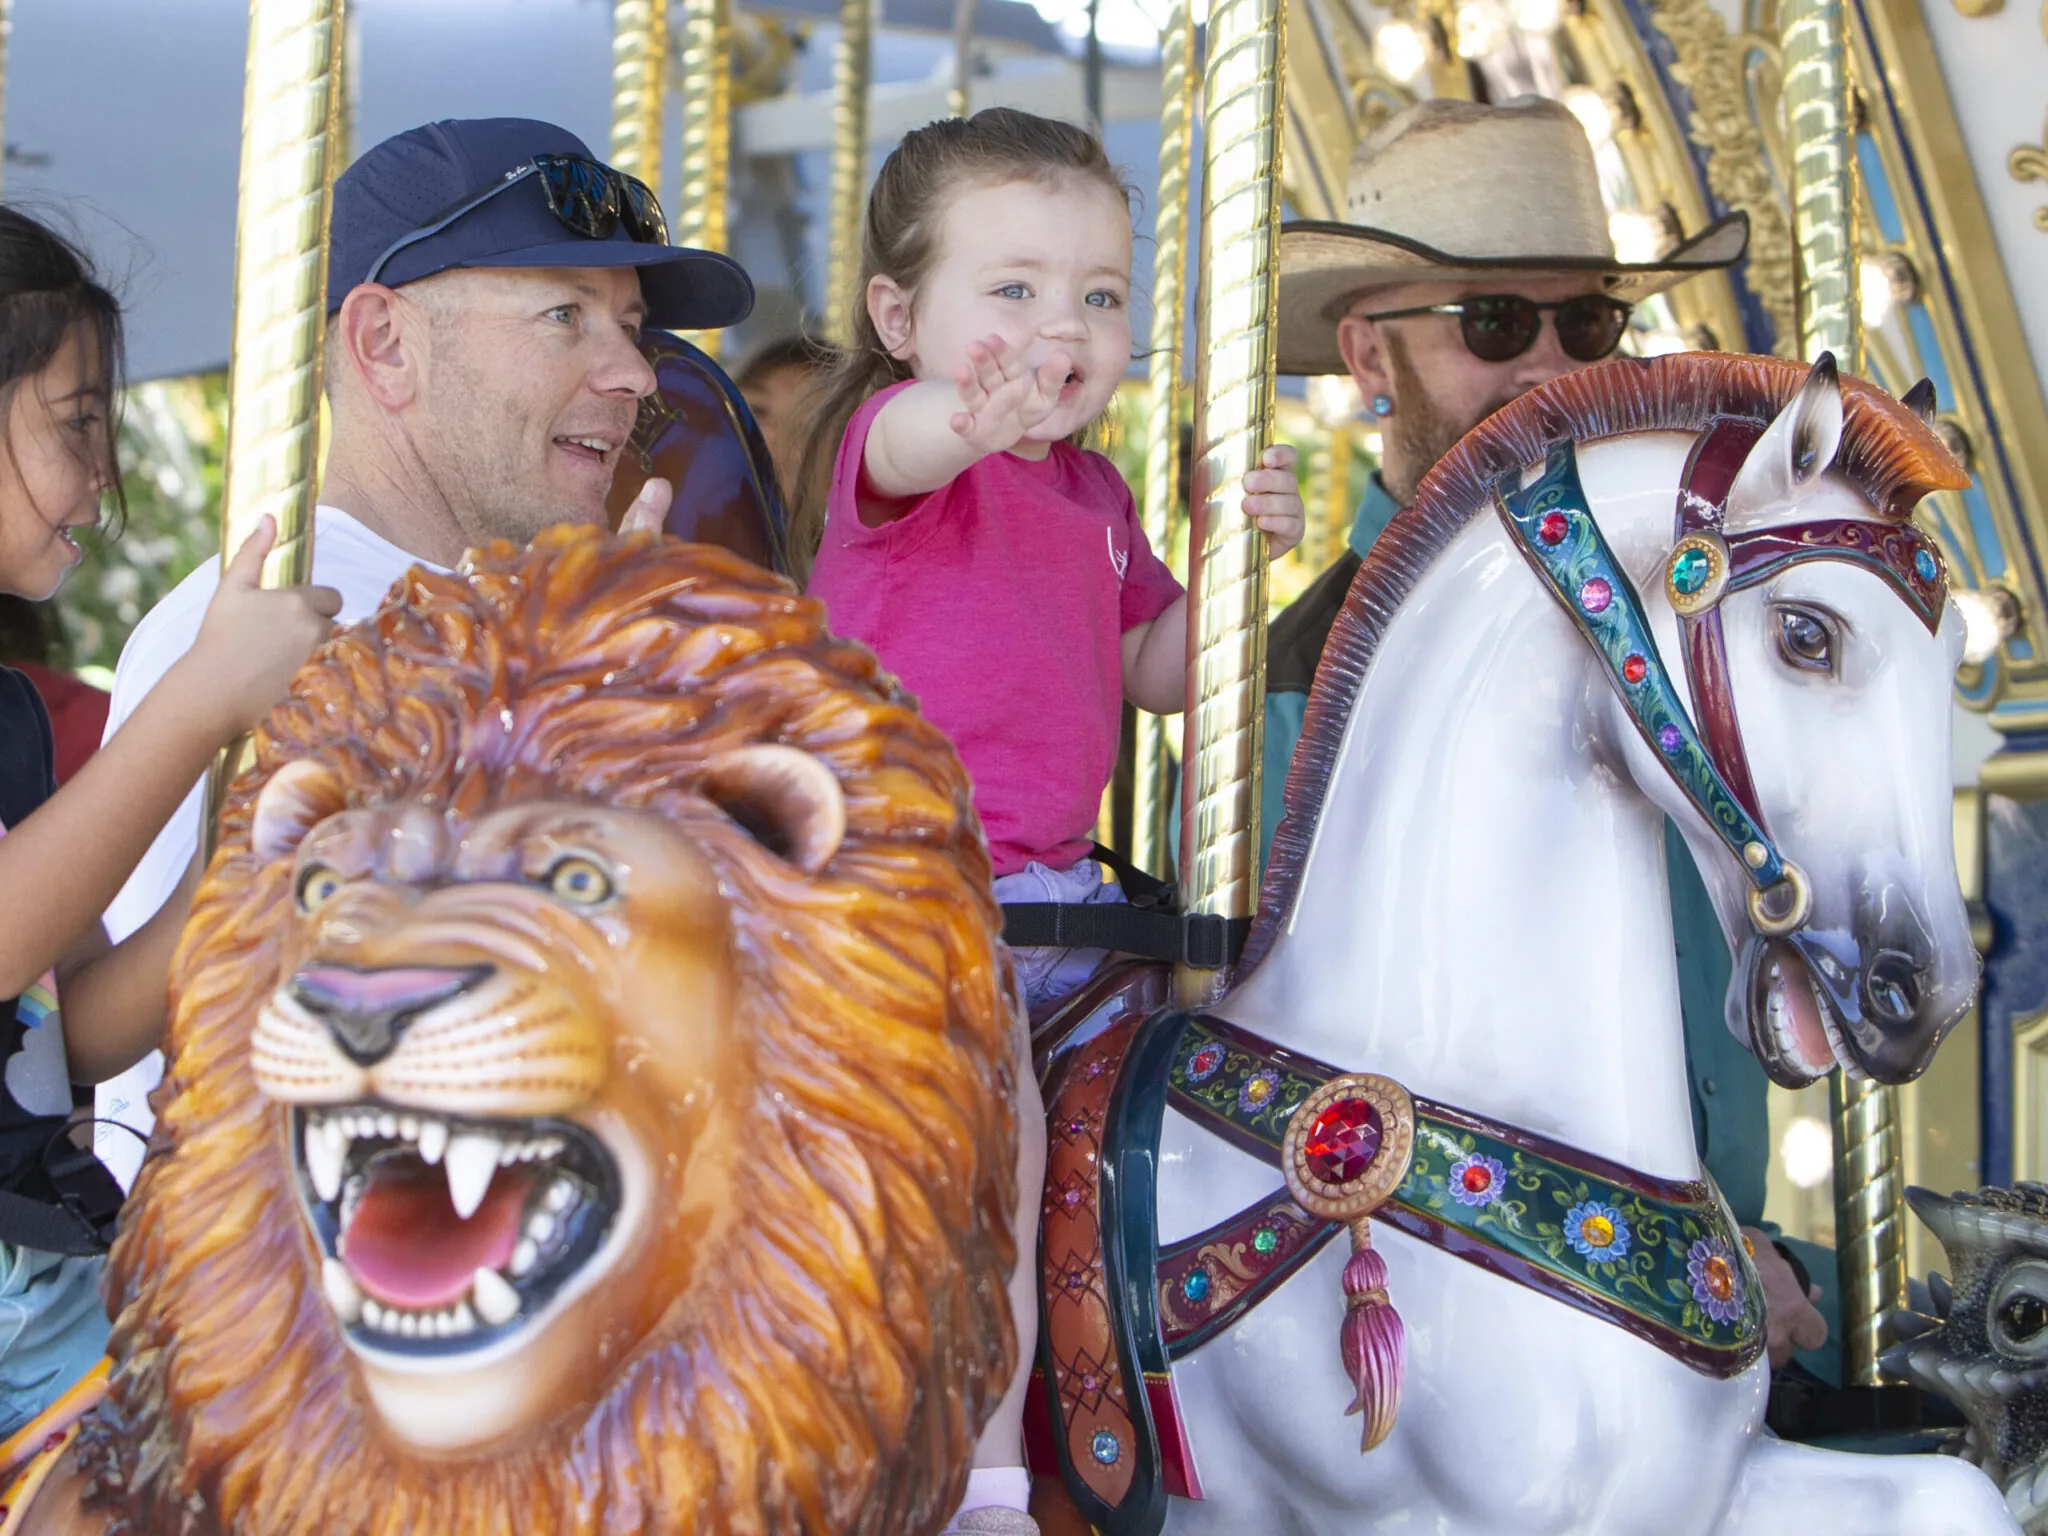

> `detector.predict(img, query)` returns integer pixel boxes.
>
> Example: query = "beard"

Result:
[1380,332,1524,506]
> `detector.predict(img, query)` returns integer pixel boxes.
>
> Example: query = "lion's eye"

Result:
[296,864,345,914]
[1775,606,1835,674]
[546,856,614,905]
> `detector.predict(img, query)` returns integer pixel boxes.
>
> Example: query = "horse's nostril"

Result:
[1862,949,1922,1028]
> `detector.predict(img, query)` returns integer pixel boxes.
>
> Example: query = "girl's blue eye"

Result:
[995,283,1029,301]
[1087,291,1122,309]
[546,304,578,325]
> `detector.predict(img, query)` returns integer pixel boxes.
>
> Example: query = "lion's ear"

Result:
[251,759,347,863]
[698,745,845,874]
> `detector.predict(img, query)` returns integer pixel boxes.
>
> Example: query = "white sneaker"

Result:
[943,1508,1040,1535]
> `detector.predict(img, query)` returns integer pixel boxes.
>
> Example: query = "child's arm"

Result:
[0,520,339,1060]
[52,857,199,1083]
[859,336,1075,519]
[1122,444,1306,714]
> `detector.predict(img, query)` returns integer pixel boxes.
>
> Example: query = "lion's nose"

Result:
[289,963,493,1067]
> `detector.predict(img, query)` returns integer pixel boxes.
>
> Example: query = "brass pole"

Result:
[948,0,977,117]
[609,0,669,189]
[0,0,13,199]
[206,0,346,842]
[824,0,873,345]
[674,0,732,357]
[1130,0,1196,880]
[1176,0,1285,1004]
[1784,0,1894,1387]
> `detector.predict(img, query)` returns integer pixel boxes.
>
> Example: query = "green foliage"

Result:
[52,373,229,677]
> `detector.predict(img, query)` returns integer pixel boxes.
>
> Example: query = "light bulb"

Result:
[1780,1116,1833,1191]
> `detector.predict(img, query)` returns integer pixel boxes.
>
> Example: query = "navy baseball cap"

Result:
[327,118,753,331]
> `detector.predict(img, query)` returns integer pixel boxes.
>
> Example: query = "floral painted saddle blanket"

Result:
[1027,991,1763,1536]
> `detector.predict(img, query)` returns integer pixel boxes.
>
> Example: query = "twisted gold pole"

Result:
[207,0,346,840]
[948,0,978,117]
[674,0,732,357]
[1131,0,1196,880]
[1176,0,1284,1004]
[1783,0,1894,1386]
[1783,0,1862,369]
[0,0,13,199]
[609,0,668,188]
[824,0,873,345]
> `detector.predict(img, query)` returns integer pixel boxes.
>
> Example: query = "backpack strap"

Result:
[1001,846,1248,969]
[0,1120,139,1257]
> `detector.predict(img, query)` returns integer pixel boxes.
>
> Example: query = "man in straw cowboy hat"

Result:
[1263,95,1836,1386]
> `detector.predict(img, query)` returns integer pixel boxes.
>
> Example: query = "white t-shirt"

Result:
[94,506,439,1186]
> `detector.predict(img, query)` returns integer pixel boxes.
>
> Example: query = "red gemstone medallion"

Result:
[1622,653,1648,685]
[1538,511,1570,546]
[1303,1098,1384,1186]
[1461,1163,1493,1195]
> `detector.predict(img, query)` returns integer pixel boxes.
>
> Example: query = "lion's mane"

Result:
[77,530,1020,1536]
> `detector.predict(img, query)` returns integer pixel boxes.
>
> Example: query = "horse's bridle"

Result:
[1493,423,1947,940]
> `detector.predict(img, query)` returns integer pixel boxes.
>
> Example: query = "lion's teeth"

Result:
[445,1132,500,1220]
[472,1266,520,1327]
[510,1238,538,1277]
[526,1210,555,1243]
[398,1116,419,1142]
[363,1299,387,1330]
[322,1258,363,1324]
[417,1119,448,1166]
[376,1113,398,1139]
[545,1180,574,1212]
[452,1301,476,1333]
[306,1120,346,1203]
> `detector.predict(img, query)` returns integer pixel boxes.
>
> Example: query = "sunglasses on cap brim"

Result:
[363,154,671,289]
[1358,293,1634,364]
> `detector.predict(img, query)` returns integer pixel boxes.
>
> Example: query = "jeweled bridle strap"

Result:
[1493,441,1800,927]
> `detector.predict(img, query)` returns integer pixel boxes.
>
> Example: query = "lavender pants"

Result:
[992,857,1126,1009]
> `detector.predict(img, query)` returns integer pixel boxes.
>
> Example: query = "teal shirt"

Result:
[1259,481,1767,1228]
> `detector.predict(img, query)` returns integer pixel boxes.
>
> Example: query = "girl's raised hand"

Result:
[1244,443,1306,559]
[183,516,343,737]
[950,335,1072,456]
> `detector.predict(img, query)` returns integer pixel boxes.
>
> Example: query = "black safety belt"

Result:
[999,844,1249,969]
[0,1121,136,1257]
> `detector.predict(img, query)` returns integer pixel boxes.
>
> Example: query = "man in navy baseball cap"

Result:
[92,118,753,992]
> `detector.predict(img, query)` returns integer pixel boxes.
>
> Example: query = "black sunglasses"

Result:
[1358,293,1634,364]
[364,154,671,288]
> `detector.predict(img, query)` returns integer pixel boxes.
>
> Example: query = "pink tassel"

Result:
[1339,1220,1404,1452]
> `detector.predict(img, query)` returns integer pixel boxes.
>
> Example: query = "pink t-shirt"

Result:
[810,381,1183,876]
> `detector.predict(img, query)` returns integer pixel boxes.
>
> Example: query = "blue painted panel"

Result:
[1980,794,2048,1186]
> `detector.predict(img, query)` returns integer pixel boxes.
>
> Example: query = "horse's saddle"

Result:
[1028,970,1765,1536]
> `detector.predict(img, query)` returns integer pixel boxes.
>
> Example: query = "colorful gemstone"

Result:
[1182,1266,1212,1302]
[1538,510,1570,546]
[1563,1200,1632,1263]
[1658,724,1684,754]
[1622,653,1648,685]
[1579,576,1613,614]
[1081,1372,1100,1393]
[1252,1226,1279,1256]
[1237,1072,1280,1114]
[1063,1187,1082,1208]
[1671,545,1713,596]
[1915,548,1938,582]
[1186,1044,1225,1083]
[1448,1152,1506,1208]
[1687,1236,1747,1324]
[1302,1097,1384,1186]
[1092,1430,1121,1466]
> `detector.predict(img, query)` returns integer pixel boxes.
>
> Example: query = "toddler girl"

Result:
[796,109,1302,1533]
[0,206,337,1431]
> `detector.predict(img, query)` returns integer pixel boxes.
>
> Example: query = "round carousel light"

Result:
[1954,585,2021,666]
[1515,0,1563,30]
[1455,0,1505,57]
[1608,210,1667,263]
[1375,21,1430,83]
[1563,86,1613,147]
[1780,1116,1833,1190]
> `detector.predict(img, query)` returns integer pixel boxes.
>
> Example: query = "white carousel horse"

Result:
[1037,353,2014,1535]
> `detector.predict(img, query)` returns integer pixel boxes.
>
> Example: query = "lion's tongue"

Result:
[340,1162,536,1311]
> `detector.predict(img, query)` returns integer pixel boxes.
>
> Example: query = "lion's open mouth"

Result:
[291,1107,620,1352]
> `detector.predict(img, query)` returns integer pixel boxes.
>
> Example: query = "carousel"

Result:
[0,0,2042,1528]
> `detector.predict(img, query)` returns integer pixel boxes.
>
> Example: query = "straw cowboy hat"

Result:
[1276,96,1749,375]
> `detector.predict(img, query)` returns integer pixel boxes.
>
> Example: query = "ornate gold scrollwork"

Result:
[1644,0,1800,349]
[2014,114,2048,232]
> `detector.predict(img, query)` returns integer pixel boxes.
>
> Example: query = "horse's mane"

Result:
[1243,352,1968,970]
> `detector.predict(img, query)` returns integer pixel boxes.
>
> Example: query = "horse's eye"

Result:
[296,864,344,914]
[546,855,615,906]
[1776,607,1835,674]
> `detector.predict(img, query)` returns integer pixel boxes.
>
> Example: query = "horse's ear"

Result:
[251,759,347,863]
[1901,377,1937,425]
[1727,352,1846,526]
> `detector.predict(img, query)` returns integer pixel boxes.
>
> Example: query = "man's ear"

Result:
[1337,313,1392,404]
[333,284,424,412]
[867,275,916,360]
